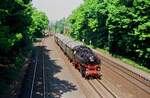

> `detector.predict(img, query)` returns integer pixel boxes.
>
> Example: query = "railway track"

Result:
[29,38,46,98]
[87,80,103,98]
[51,35,150,98]
[87,79,118,98]
[96,52,150,94]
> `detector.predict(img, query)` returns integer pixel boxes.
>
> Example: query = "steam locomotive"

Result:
[54,33,101,79]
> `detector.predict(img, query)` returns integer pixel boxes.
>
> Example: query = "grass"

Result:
[86,44,150,73]
[117,56,150,73]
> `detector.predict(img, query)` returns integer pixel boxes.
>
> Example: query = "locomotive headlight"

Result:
[86,72,89,75]
[97,67,100,71]
[86,68,89,71]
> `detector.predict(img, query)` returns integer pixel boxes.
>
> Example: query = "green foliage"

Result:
[50,18,67,34]
[4,56,24,80]
[107,0,150,68]
[0,0,49,95]
[0,0,49,59]
[30,8,49,37]
[55,18,66,33]
[68,0,108,47]
[0,81,10,94]
[67,0,150,69]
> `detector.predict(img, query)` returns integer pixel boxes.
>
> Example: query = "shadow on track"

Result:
[18,39,77,98]
[43,46,77,98]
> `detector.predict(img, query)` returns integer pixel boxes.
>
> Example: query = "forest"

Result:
[0,0,48,94]
[53,0,150,70]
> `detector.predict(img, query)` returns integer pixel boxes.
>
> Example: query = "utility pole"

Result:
[90,40,92,46]
[108,32,110,52]
[55,24,56,33]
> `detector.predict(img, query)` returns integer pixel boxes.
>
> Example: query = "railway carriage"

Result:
[54,33,101,79]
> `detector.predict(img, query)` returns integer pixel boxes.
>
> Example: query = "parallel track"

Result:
[29,53,38,98]
[30,38,46,98]
[100,55,150,94]
[87,79,118,98]
[43,55,46,98]
[96,79,117,98]
[87,80,103,98]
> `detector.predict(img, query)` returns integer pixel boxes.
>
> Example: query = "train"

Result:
[54,33,102,79]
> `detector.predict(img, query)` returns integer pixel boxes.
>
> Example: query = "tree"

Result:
[69,0,108,47]
[67,0,150,68]
[0,0,49,62]
[0,0,49,95]
[29,8,49,37]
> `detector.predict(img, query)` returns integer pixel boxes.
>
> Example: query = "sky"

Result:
[32,0,83,22]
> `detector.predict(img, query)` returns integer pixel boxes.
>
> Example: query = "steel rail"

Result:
[102,57,150,87]
[98,53,150,86]
[43,55,46,98]
[29,52,38,98]
[97,79,117,98]
[87,80,103,98]
[29,38,46,98]
[102,61,150,94]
